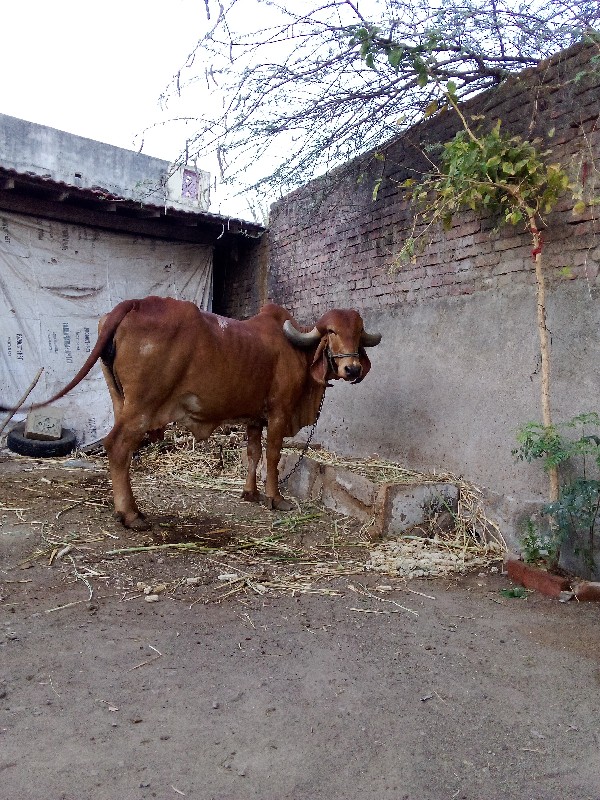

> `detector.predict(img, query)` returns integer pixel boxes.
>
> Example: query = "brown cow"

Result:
[27,296,381,530]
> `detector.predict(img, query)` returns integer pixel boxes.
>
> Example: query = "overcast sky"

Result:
[0,0,250,212]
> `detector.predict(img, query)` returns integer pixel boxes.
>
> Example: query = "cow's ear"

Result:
[310,338,330,384]
[352,348,371,384]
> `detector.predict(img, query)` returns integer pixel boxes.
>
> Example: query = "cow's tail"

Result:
[16,299,141,413]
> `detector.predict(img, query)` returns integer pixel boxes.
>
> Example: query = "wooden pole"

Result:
[530,220,559,502]
[0,367,45,438]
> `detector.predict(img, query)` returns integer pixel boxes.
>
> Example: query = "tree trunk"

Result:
[530,219,559,503]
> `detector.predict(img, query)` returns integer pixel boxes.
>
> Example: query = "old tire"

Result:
[6,422,77,458]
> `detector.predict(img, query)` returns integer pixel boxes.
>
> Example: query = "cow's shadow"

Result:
[148,515,233,548]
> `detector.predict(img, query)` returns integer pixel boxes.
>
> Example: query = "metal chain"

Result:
[279,390,326,486]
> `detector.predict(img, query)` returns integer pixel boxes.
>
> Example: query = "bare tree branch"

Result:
[156,0,600,200]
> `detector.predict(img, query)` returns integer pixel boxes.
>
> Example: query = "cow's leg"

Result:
[241,422,263,503]
[264,420,293,512]
[103,419,149,530]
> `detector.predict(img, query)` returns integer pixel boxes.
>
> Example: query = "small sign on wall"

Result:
[182,169,199,200]
[166,165,210,209]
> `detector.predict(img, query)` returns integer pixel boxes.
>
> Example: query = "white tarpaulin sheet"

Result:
[0,211,213,445]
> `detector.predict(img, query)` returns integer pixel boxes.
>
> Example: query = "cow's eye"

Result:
[327,328,336,335]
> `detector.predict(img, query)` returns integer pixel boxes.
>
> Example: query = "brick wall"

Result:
[263,41,599,323]
[223,42,600,555]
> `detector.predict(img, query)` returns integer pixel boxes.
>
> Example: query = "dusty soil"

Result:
[1,448,600,800]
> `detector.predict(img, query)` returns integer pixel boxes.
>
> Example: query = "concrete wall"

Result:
[230,42,600,550]
[0,112,210,210]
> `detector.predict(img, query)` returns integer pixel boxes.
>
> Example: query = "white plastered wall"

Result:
[0,211,213,445]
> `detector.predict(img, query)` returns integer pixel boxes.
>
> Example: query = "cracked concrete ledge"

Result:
[277,451,459,541]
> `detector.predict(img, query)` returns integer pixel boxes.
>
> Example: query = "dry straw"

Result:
[129,426,506,585]
[9,424,506,600]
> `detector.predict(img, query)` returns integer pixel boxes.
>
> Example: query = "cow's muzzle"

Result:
[327,349,362,381]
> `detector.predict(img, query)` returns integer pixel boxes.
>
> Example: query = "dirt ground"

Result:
[1,446,600,800]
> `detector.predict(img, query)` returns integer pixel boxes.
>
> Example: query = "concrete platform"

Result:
[277,450,459,540]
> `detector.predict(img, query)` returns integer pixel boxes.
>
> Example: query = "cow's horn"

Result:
[360,330,382,347]
[283,320,322,347]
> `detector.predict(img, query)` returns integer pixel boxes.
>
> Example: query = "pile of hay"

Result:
[293,447,506,577]
[2,424,508,608]
[131,426,506,579]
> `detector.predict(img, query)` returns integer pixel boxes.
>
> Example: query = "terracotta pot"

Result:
[505,557,571,598]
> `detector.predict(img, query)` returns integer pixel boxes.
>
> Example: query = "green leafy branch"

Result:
[348,25,447,86]
[395,96,571,265]
[513,413,600,472]
[514,413,600,575]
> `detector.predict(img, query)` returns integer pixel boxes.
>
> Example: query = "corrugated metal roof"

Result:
[0,166,265,241]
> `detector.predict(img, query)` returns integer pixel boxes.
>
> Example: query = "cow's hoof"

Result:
[130,516,152,531]
[116,512,151,531]
[270,496,294,512]
[241,490,261,503]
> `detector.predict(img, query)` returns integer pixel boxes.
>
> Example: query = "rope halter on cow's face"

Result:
[283,310,382,385]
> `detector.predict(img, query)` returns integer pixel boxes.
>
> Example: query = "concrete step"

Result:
[277,450,459,540]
